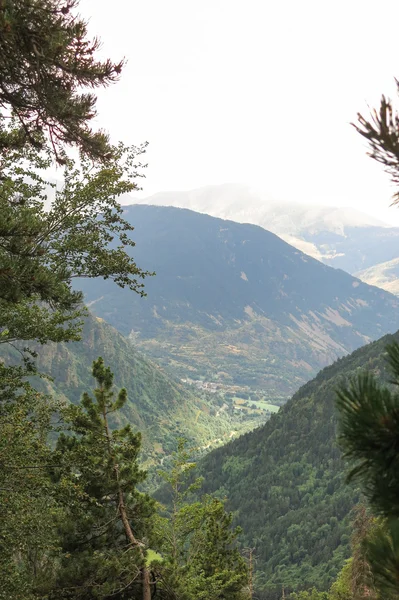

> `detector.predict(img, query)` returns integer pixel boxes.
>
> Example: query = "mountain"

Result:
[77,204,399,399]
[129,184,399,292]
[191,329,399,599]
[4,314,261,469]
[128,183,386,236]
[355,257,399,296]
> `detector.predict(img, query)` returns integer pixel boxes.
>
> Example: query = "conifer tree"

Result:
[336,341,399,598]
[52,358,155,599]
[0,0,123,161]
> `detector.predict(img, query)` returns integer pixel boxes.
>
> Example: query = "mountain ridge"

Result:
[126,184,399,293]
[127,183,388,233]
[192,329,399,598]
[77,205,399,397]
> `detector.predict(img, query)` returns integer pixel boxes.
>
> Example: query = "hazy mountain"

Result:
[129,184,399,292]
[193,329,399,598]
[355,257,399,295]
[77,205,399,398]
[129,183,386,236]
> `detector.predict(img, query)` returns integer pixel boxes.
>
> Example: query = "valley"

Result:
[0,313,271,473]
[78,205,399,400]
[28,201,399,596]
[193,330,399,597]
[4,197,399,598]
[69,202,399,596]
[5,3,399,599]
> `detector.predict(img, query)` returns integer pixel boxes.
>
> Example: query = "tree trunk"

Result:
[102,402,148,596]
[143,566,151,600]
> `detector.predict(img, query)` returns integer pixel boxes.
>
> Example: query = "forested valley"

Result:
[3,2,399,600]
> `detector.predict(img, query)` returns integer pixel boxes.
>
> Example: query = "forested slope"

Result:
[192,330,399,598]
[2,314,250,466]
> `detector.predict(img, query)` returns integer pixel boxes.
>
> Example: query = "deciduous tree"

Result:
[0,141,151,353]
[157,439,249,600]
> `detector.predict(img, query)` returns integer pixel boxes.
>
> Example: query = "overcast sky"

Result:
[80,0,399,224]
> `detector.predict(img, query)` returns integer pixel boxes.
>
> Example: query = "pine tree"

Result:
[0,0,124,161]
[355,98,399,204]
[52,357,155,599]
[336,341,399,598]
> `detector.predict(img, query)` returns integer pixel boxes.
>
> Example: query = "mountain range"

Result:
[17,183,399,596]
[129,184,399,293]
[78,204,399,399]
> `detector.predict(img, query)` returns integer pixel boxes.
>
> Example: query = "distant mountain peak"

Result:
[121,185,399,294]
[78,204,399,397]
[123,183,389,234]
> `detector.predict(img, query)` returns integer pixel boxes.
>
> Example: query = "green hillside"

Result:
[3,314,266,469]
[189,329,399,598]
[78,205,399,399]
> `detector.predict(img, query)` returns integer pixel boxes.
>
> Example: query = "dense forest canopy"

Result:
[190,331,399,597]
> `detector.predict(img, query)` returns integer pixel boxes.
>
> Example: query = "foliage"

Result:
[51,357,155,599]
[348,507,377,600]
[0,2,161,599]
[289,589,329,600]
[361,519,399,599]
[354,88,399,205]
[328,561,352,600]
[336,340,399,598]
[336,343,399,518]
[0,0,123,160]
[0,356,252,600]
[0,141,150,352]
[156,439,249,600]
[187,330,399,597]
[0,364,62,599]
[287,508,380,600]
[0,312,259,478]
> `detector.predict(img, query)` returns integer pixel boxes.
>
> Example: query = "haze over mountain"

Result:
[78,205,399,399]
[129,183,386,236]
[128,184,399,293]
[355,257,399,296]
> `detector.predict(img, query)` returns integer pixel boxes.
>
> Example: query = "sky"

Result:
[79,0,399,224]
